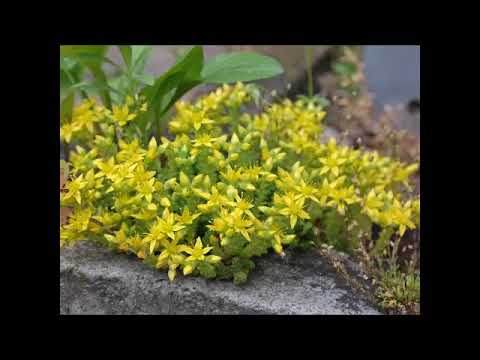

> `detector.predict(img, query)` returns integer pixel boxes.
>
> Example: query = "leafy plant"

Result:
[60,45,284,145]
[375,266,420,314]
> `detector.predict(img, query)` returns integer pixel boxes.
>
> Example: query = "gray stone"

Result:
[60,241,381,315]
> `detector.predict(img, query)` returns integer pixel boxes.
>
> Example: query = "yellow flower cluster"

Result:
[60,83,420,283]
[60,96,147,144]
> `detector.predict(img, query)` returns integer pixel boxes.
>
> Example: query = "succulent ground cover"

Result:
[60,45,421,314]
[60,82,419,291]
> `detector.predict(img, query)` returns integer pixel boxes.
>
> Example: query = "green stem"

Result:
[157,111,166,140]
[305,46,314,97]
[64,68,89,100]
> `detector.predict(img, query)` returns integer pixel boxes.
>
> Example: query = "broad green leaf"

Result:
[118,45,132,68]
[131,45,153,74]
[157,76,202,120]
[201,52,284,84]
[60,57,78,72]
[139,45,204,129]
[108,76,131,104]
[132,73,155,86]
[88,65,112,108]
[60,57,85,99]
[166,45,203,79]
[60,46,112,108]
[154,46,204,118]
[136,71,185,132]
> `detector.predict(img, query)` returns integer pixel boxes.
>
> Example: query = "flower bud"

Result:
[206,255,222,264]
[179,172,189,186]
[183,264,194,276]
[240,143,251,151]
[160,197,171,208]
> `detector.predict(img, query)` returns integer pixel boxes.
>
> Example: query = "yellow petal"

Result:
[183,264,194,275]
[241,230,251,242]
[290,215,298,229]
[195,237,203,249]
[168,268,176,282]
[149,239,157,254]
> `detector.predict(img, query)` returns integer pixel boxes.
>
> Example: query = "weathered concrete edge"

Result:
[60,241,382,315]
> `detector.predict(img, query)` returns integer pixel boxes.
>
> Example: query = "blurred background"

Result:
[105,45,420,136]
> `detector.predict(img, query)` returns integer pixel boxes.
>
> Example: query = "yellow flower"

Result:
[61,175,87,205]
[326,186,358,215]
[112,103,136,127]
[117,139,146,164]
[295,179,320,203]
[196,186,230,212]
[104,223,129,251]
[128,163,156,186]
[192,134,215,148]
[146,137,159,161]
[132,203,158,221]
[148,208,186,242]
[363,189,384,218]
[156,234,187,268]
[136,178,156,203]
[183,237,213,262]
[227,194,255,219]
[263,217,296,254]
[94,157,116,179]
[277,193,310,229]
[191,110,214,131]
[60,122,80,143]
[319,151,347,177]
[64,208,92,233]
[125,96,135,106]
[176,207,201,225]
[225,209,254,241]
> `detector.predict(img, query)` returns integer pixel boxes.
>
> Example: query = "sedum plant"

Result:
[60,82,420,285]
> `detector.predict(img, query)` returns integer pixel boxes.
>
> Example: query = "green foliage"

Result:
[60,82,420,285]
[201,52,284,83]
[59,45,285,137]
[375,266,420,313]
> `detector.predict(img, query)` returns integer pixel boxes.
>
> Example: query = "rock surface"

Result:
[60,241,381,315]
